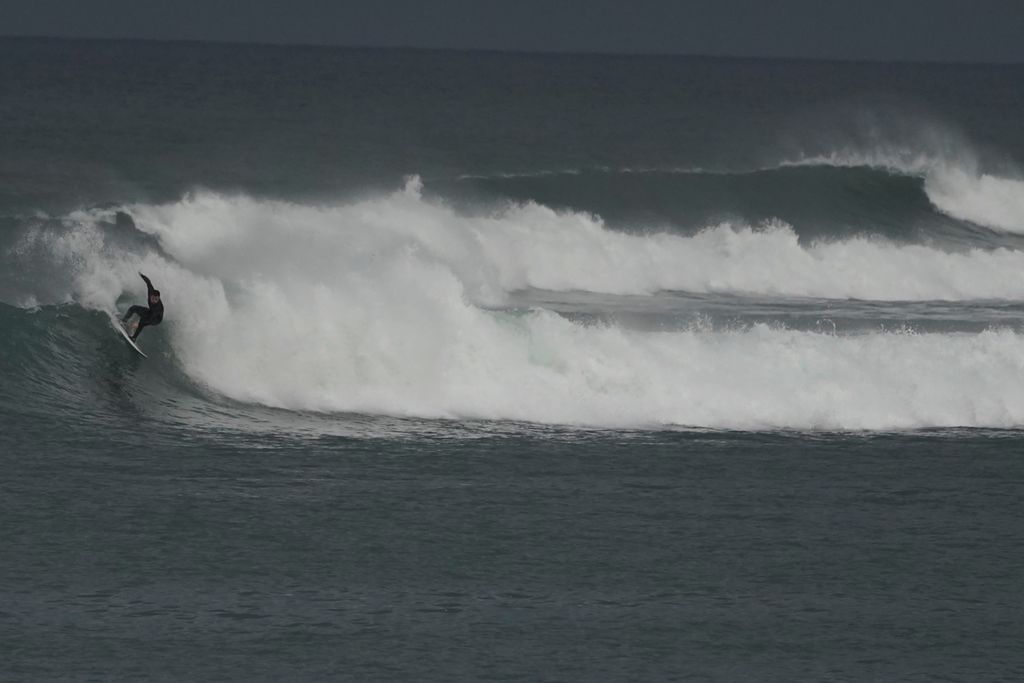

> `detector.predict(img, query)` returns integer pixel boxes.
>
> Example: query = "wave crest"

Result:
[783,147,1024,234]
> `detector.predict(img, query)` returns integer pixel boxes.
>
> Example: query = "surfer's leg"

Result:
[122,305,147,323]
[130,322,146,341]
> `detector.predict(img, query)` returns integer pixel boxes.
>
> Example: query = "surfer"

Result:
[121,272,164,341]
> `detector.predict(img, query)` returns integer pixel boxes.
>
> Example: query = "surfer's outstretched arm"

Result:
[139,272,155,296]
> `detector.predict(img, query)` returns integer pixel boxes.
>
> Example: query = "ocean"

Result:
[2,37,1023,680]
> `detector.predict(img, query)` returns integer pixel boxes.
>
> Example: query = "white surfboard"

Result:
[109,314,148,358]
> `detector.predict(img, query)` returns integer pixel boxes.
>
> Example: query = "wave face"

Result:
[6,174,1024,431]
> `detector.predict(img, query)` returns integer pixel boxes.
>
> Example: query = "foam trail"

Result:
[164,312,1024,430]
[171,306,1024,430]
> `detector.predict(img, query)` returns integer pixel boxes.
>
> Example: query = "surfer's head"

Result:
[150,290,161,304]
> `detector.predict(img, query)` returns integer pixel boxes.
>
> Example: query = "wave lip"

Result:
[925,167,1024,234]
[782,148,1024,235]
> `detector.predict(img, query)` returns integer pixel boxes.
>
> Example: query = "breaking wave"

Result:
[5,178,1024,430]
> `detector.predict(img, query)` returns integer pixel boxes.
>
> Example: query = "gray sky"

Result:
[3,0,1024,63]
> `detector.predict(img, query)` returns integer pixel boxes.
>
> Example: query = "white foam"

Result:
[924,167,1024,234]
[185,314,1024,430]
[25,184,1024,429]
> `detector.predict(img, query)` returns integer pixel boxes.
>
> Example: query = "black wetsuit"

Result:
[122,273,164,340]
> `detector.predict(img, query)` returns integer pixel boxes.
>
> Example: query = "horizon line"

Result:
[2,33,1023,68]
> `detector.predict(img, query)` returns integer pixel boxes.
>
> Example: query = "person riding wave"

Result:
[121,272,164,341]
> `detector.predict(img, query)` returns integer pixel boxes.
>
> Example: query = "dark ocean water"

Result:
[2,38,1024,680]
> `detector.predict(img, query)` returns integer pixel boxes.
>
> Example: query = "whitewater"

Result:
[10,174,1024,430]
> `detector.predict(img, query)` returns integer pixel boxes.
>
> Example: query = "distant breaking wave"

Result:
[779,148,1024,235]
[457,147,1024,236]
